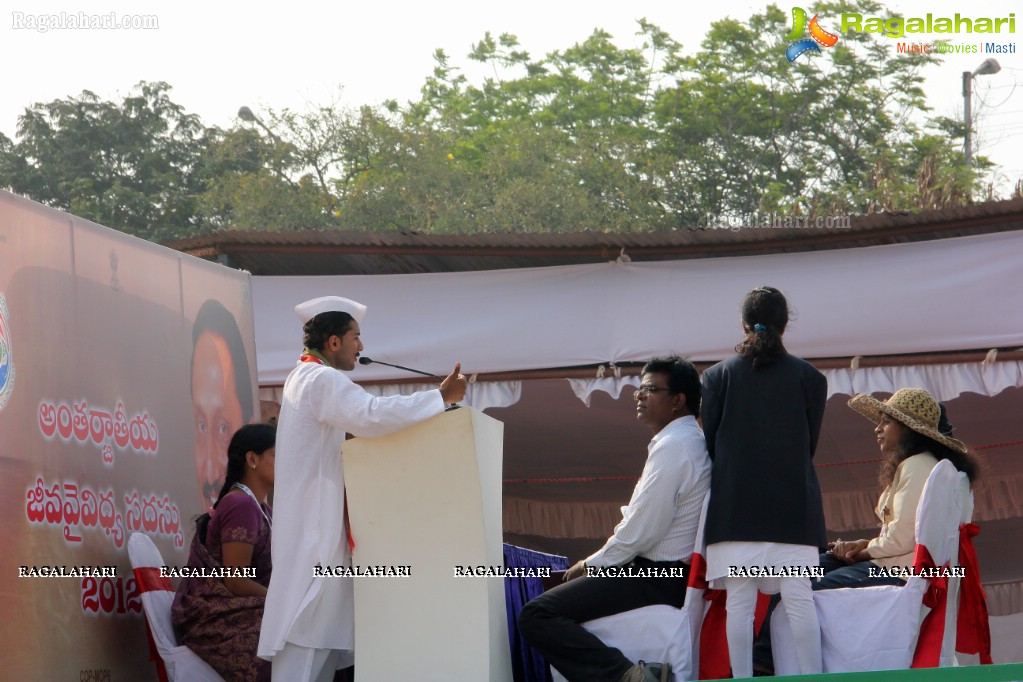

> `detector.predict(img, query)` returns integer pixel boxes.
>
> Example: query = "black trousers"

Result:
[517,558,689,682]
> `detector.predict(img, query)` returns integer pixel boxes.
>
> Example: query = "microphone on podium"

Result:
[358,356,439,378]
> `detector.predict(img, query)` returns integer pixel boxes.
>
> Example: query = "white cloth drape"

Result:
[823,361,1023,400]
[261,361,1023,413]
[252,231,1023,386]
[364,381,521,413]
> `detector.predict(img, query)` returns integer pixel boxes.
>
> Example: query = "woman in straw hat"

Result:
[827,387,978,577]
[752,387,980,672]
[701,286,827,677]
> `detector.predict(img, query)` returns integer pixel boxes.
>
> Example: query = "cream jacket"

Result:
[865,452,938,570]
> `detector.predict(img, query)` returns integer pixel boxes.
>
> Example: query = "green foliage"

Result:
[0,2,995,239]
[198,119,337,232]
[347,21,686,233]
[353,1,982,232]
[0,82,208,240]
[648,0,982,223]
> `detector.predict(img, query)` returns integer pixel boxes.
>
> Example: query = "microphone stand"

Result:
[358,356,439,378]
[358,357,460,410]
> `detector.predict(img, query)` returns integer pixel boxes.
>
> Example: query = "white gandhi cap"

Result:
[294,296,367,324]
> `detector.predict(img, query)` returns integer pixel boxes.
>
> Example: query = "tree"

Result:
[341,3,982,232]
[646,1,983,224]
[199,95,412,232]
[0,81,209,240]
[344,23,681,233]
[197,125,337,232]
[0,4,994,239]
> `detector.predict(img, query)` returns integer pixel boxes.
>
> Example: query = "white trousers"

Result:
[271,643,343,682]
[723,576,822,677]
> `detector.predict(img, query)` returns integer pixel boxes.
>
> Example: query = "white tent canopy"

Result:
[253,229,1023,397]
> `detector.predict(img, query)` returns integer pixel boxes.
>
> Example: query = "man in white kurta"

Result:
[258,295,466,682]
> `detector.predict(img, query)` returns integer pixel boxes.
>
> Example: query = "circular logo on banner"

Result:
[0,294,14,411]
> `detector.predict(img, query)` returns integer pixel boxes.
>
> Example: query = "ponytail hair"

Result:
[213,423,277,508]
[735,286,791,369]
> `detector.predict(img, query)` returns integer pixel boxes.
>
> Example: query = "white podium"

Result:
[343,407,512,682]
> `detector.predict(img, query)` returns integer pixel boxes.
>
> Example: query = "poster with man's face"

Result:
[0,191,257,678]
[183,267,258,512]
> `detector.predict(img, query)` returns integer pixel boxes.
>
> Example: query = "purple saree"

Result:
[172,492,272,682]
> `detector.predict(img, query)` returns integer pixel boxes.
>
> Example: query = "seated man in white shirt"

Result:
[518,356,711,682]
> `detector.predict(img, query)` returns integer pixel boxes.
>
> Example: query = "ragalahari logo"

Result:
[0,294,15,411]
[786,7,840,62]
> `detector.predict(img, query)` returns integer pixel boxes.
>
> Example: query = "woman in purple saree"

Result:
[173,423,276,682]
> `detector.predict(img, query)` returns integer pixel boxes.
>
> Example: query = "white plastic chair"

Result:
[127,532,225,682]
[772,459,971,674]
[549,496,711,682]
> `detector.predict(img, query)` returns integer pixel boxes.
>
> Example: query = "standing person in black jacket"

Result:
[700,286,827,677]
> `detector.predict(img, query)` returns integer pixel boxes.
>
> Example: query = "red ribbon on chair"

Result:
[699,590,731,680]
[688,552,711,590]
[134,566,173,593]
[910,544,949,668]
[753,593,769,638]
[690,553,730,680]
[955,523,992,664]
[133,567,171,682]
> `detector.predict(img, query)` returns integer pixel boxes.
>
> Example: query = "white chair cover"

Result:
[127,532,225,682]
[772,460,968,674]
[549,496,711,682]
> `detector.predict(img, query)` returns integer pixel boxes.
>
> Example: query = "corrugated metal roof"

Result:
[163,198,1023,275]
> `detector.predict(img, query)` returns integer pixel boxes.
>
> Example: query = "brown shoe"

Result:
[619,661,672,682]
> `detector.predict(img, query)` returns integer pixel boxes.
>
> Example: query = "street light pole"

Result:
[963,70,973,165]
[238,106,276,139]
[237,106,297,188]
[962,58,1001,165]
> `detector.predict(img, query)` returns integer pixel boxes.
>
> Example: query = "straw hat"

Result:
[848,388,968,455]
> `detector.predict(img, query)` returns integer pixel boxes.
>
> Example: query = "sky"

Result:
[3,0,1021,195]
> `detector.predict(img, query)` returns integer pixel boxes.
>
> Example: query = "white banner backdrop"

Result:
[252,230,1023,387]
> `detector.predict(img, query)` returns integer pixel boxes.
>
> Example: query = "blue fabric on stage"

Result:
[504,543,569,682]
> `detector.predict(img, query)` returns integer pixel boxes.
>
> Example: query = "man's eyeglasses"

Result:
[636,385,672,397]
